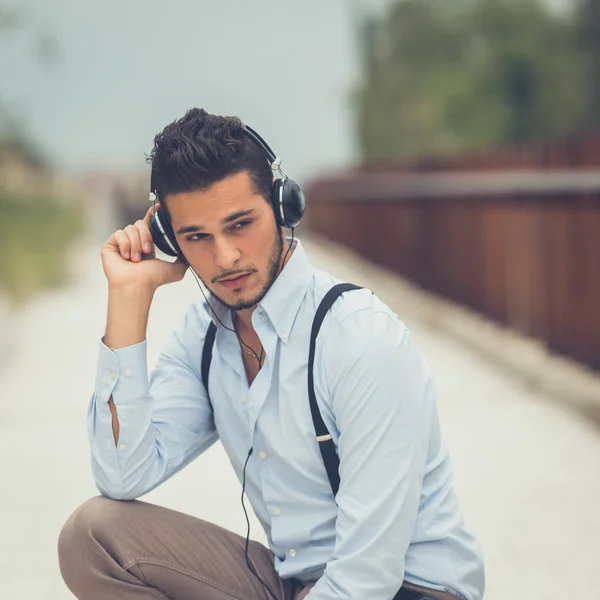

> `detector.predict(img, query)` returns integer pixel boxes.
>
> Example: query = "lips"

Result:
[218,273,252,290]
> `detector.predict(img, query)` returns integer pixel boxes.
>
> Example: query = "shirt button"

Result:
[108,371,117,381]
[259,451,268,460]
[279,331,288,339]
[240,395,247,403]
[272,506,281,516]
[289,549,296,558]
[123,368,132,378]
[119,443,127,450]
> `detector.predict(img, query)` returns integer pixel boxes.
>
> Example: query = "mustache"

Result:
[212,268,258,284]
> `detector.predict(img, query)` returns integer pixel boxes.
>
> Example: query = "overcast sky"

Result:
[1,0,371,182]
[0,0,572,182]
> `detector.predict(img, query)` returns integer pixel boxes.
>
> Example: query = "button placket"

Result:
[253,429,283,530]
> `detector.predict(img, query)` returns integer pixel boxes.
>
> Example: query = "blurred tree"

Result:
[355,0,589,163]
[574,0,600,129]
[0,3,83,304]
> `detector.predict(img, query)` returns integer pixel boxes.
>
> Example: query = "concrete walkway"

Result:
[1,231,599,600]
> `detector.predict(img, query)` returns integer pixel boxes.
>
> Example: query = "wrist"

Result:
[108,281,157,300]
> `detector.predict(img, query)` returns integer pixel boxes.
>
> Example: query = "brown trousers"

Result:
[58,496,457,600]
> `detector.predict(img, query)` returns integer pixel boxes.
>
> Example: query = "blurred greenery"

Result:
[355,0,599,162]
[0,2,82,305]
[0,187,85,303]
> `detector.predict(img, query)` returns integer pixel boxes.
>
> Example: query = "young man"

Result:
[58,109,485,600]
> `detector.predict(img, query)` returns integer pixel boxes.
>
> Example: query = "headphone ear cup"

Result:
[150,210,180,257]
[271,179,285,227]
[276,178,305,229]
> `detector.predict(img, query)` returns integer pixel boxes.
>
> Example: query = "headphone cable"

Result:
[186,264,263,365]
[176,232,295,599]
[184,229,295,366]
[281,228,294,271]
[241,447,280,600]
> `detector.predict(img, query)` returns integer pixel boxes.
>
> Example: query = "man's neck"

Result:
[233,306,256,332]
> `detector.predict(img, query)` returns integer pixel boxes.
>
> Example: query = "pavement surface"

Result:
[1,221,599,600]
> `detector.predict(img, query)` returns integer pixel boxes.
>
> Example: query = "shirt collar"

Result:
[258,237,314,342]
[203,237,314,342]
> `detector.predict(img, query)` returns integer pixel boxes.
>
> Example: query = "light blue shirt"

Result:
[89,238,485,600]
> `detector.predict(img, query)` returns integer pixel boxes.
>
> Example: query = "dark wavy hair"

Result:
[148,108,272,211]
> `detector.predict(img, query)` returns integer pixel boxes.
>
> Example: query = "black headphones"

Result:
[148,124,305,258]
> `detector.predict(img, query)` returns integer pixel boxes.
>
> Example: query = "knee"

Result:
[58,496,128,588]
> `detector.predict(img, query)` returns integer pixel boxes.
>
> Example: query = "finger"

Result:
[143,204,156,226]
[113,230,131,260]
[134,219,154,255]
[124,224,143,262]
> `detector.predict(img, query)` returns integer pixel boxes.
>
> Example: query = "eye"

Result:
[232,219,252,230]
[185,233,208,242]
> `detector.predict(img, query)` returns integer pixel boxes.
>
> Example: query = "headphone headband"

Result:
[242,124,278,165]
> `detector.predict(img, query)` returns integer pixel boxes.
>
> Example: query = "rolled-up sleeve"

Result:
[308,310,433,600]
[87,303,218,500]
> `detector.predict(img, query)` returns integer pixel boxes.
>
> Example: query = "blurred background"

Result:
[1,0,599,599]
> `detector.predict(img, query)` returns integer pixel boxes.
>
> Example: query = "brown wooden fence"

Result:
[305,139,600,372]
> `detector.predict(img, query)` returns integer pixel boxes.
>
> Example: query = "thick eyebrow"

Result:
[223,208,255,224]
[175,209,255,235]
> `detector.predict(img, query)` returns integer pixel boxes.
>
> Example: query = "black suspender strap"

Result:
[308,283,363,497]
[199,283,364,498]
[201,321,217,407]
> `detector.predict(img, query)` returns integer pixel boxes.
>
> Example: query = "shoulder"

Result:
[309,273,434,415]
[310,268,409,346]
[309,270,431,385]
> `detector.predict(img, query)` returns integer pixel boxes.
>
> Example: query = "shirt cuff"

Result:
[94,338,149,406]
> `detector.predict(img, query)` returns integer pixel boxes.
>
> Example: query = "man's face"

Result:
[166,171,284,310]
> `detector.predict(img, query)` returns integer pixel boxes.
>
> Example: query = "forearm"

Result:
[89,305,219,500]
[104,284,155,350]
[89,370,217,501]
[90,342,185,500]
[108,396,119,445]
[90,340,157,499]
[103,284,155,444]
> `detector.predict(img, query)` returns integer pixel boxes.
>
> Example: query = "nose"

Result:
[213,235,241,271]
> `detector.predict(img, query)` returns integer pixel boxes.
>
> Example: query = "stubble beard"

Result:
[208,228,284,311]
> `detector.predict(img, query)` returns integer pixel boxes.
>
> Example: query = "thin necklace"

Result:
[234,314,264,366]
[243,345,265,366]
